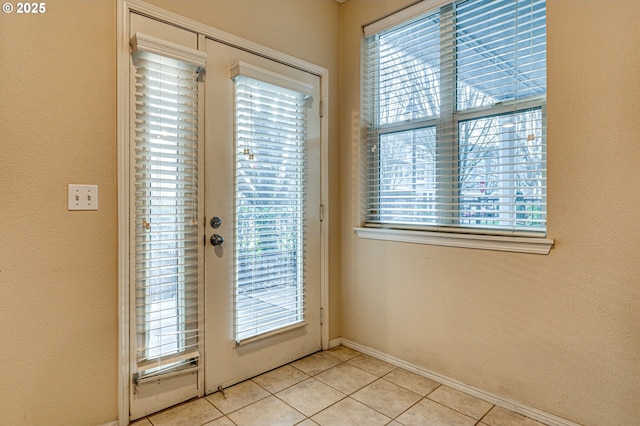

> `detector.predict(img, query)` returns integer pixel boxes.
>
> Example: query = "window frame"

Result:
[358,0,553,254]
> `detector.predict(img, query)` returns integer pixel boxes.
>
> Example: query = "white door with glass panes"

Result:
[126,11,322,421]
[203,38,322,392]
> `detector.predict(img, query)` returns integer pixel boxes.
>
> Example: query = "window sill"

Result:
[354,227,554,255]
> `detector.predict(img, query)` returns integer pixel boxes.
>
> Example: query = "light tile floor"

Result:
[131,346,549,426]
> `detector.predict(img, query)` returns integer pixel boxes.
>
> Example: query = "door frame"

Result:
[116,1,330,424]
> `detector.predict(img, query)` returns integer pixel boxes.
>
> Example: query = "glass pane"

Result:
[133,51,200,371]
[234,76,307,343]
[145,180,181,360]
[456,0,546,110]
[371,127,437,225]
[377,12,441,125]
[458,108,545,230]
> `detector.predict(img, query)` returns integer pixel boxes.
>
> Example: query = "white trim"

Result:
[130,32,206,67]
[354,227,554,255]
[196,31,207,399]
[319,71,330,351]
[231,61,314,96]
[98,422,119,426]
[328,337,343,349]
[116,2,131,425]
[118,1,331,423]
[363,0,450,37]
[341,339,582,426]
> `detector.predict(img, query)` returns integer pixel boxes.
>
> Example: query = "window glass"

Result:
[375,128,437,225]
[377,13,441,125]
[364,0,546,235]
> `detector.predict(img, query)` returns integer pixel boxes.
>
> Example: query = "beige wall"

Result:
[2,0,638,424]
[0,1,118,424]
[0,0,340,424]
[339,1,640,426]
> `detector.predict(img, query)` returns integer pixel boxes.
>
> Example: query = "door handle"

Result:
[210,234,225,246]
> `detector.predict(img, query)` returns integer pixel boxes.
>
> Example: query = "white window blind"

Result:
[364,0,546,236]
[131,41,203,377]
[232,68,311,345]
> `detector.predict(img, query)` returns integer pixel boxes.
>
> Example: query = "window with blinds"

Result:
[232,68,311,345]
[364,0,546,235]
[132,45,202,378]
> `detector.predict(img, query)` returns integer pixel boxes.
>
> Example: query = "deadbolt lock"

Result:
[210,216,222,229]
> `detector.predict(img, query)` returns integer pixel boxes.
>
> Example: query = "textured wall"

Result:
[0,1,117,424]
[339,1,640,425]
[0,0,340,424]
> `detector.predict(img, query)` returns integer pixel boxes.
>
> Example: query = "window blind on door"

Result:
[363,0,547,235]
[231,65,312,345]
[131,34,205,377]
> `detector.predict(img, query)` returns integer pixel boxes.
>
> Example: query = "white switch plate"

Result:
[68,184,98,210]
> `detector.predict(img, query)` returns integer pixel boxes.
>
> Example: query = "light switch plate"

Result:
[68,184,98,210]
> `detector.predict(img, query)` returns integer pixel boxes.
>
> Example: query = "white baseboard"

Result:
[339,338,582,426]
[98,421,118,426]
[328,337,343,349]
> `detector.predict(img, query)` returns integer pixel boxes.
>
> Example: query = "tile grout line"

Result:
[276,352,352,423]
[422,384,497,424]
[386,384,443,424]
[295,352,406,424]
[322,351,410,424]
[305,351,356,422]
[285,350,370,423]
[477,405,496,426]
[271,385,328,422]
